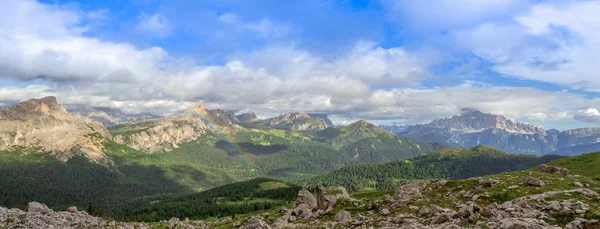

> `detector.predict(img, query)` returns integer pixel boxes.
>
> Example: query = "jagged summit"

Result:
[236,111,259,122]
[307,113,334,127]
[70,106,160,127]
[260,111,327,131]
[0,97,111,162]
[0,96,66,120]
[429,108,545,135]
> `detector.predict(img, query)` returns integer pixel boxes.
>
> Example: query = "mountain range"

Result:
[0,96,441,210]
[2,96,600,228]
[381,108,600,156]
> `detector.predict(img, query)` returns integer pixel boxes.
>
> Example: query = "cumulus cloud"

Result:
[0,0,168,83]
[0,0,432,116]
[455,1,600,92]
[2,0,600,129]
[575,108,600,123]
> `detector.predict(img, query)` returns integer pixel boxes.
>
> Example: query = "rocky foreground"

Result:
[2,165,600,229]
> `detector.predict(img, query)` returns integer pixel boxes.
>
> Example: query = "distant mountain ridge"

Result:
[70,107,161,127]
[382,108,600,156]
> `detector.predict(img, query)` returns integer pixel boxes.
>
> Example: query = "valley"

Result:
[1,96,600,229]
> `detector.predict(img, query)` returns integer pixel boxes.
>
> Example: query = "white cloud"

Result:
[575,108,600,123]
[3,0,600,130]
[455,1,600,92]
[136,12,172,37]
[0,0,168,83]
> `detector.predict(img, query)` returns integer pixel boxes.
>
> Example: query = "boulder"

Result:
[67,206,78,213]
[430,213,453,224]
[334,211,352,224]
[457,203,480,218]
[525,177,545,187]
[538,164,569,175]
[431,179,448,189]
[293,189,317,210]
[290,204,312,220]
[566,218,600,229]
[380,208,390,216]
[27,202,53,214]
[479,179,500,188]
[317,186,350,211]
[395,181,428,198]
[242,216,271,229]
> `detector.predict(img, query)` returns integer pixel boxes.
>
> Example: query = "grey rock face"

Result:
[525,177,546,187]
[259,112,327,131]
[396,109,600,155]
[538,164,570,175]
[306,113,334,128]
[334,211,352,224]
[293,189,318,210]
[236,112,259,123]
[70,106,160,127]
[242,216,271,229]
[0,97,111,163]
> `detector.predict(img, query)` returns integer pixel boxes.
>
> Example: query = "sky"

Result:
[1,0,600,130]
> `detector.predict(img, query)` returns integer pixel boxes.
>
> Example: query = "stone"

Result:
[334,211,352,224]
[380,208,390,216]
[242,216,271,229]
[566,218,600,229]
[290,204,312,220]
[27,202,53,214]
[233,221,242,227]
[431,179,448,188]
[457,203,480,218]
[479,179,500,188]
[538,164,569,175]
[574,182,584,187]
[293,189,317,210]
[525,177,545,187]
[67,206,78,213]
[431,213,453,224]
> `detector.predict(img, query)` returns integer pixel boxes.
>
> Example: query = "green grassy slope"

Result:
[547,151,600,178]
[110,178,301,222]
[305,145,563,191]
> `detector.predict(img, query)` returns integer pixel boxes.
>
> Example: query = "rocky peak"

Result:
[70,106,160,127]
[0,96,67,120]
[307,113,334,128]
[428,108,545,134]
[0,97,111,163]
[236,112,259,123]
[261,112,326,131]
[560,127,600,136]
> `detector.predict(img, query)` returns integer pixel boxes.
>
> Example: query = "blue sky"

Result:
[2,0,600,129]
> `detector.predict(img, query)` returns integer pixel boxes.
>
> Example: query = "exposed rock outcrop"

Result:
[236,112,260,123]
[0,97,111,162]
[112,105,244,152]
[395,108,600,156]
[259,112,327,131]
[70,106,160,127]
[539,164,570,175]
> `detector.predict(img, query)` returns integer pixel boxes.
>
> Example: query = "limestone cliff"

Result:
[0,97,111,162]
